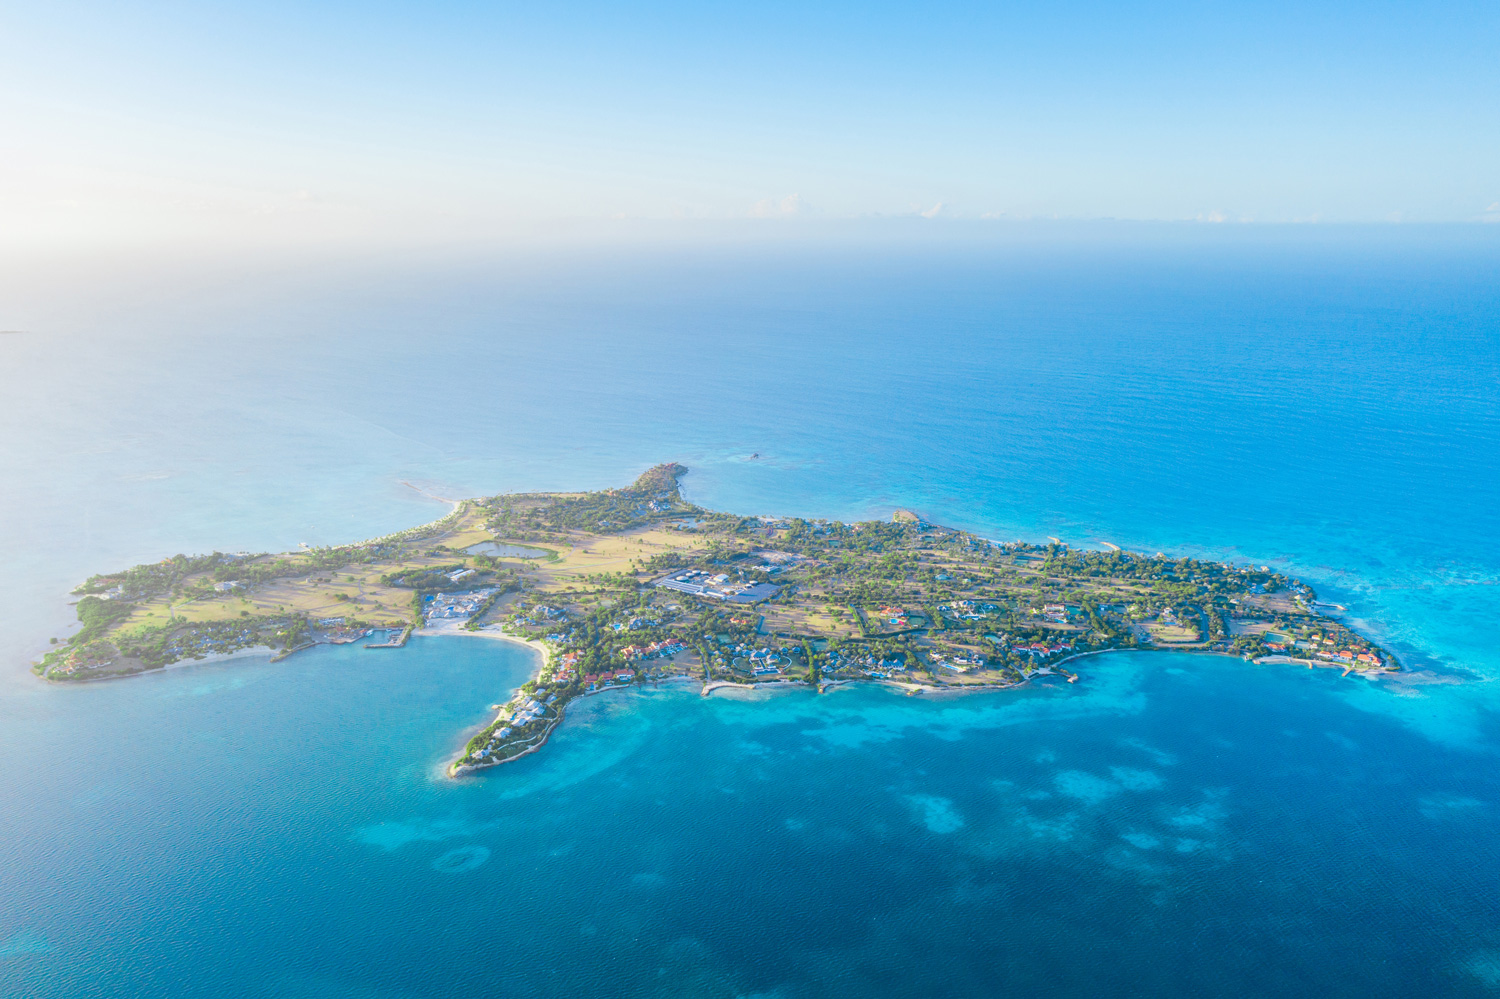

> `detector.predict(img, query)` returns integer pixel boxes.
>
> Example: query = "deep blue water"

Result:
[2,229,1499,995]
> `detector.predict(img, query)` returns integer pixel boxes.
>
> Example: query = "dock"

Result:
[365,627,411,649]
[271,641,318,663]
[701,680,755,696]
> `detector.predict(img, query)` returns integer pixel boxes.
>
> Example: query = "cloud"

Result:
[919,202,944,219]
[749,194,804,218]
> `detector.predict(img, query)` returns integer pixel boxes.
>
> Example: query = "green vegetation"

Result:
[478,462,695,540]
[380,565,495,591]
[443,469,1396,774]
[42,464,1396,778]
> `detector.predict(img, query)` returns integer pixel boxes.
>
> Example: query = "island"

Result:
[37,463,1398,776]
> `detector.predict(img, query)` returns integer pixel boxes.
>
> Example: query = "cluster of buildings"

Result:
[930,650,988,673]
[1262,633,1380,666]
[718,641,795,677]
[477,693,557,756]
[509,696,548,727]
[942,600,997,620]
[53,648,113,675]
[824,648,907,677]
[652,569,781,604]
[318,619,373,644]
[1316,648,1381,666]
[1003,639,1076,659]
[165,627,262,658]
[617,638,689,661]
[582,669,637,690]
[510,604,566,629]
[552,651,581,683]
[734,649,785,676]
[425,588,495,622]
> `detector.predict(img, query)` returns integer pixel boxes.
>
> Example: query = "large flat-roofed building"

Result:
[652,569,780,604]
[654,573,708,596]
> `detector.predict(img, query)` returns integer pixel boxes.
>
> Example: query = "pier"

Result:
[365,626,411,649]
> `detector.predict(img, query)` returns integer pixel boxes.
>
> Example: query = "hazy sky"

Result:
[2,0,1497,245]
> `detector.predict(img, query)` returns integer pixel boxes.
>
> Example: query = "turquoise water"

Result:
[2,230,1500,995]
[4,642,1500,997]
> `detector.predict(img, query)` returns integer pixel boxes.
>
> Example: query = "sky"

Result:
[1,0,1498,247]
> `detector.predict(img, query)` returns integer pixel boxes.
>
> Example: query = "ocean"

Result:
[2,225,1498,996]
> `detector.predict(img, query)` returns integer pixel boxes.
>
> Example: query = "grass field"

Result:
[1147,621,1201,644]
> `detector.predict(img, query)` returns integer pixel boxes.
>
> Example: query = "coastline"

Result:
[46,463,1405,777]
[443,641,1407,776]
[418,620,553,666]
[57,644,281,684]
[420,622,554,777]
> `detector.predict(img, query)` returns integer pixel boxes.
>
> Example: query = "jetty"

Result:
[270,641,317,663]
[365,626,411,649]
[702,680,755,696]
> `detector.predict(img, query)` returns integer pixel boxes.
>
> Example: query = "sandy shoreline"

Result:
[419,623,555,777]
[416,621,552,668]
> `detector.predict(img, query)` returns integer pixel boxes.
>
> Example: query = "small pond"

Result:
[465,541,550,559]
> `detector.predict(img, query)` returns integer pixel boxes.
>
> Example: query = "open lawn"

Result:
[1147,622,1201,644]
[524,527,700,591]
